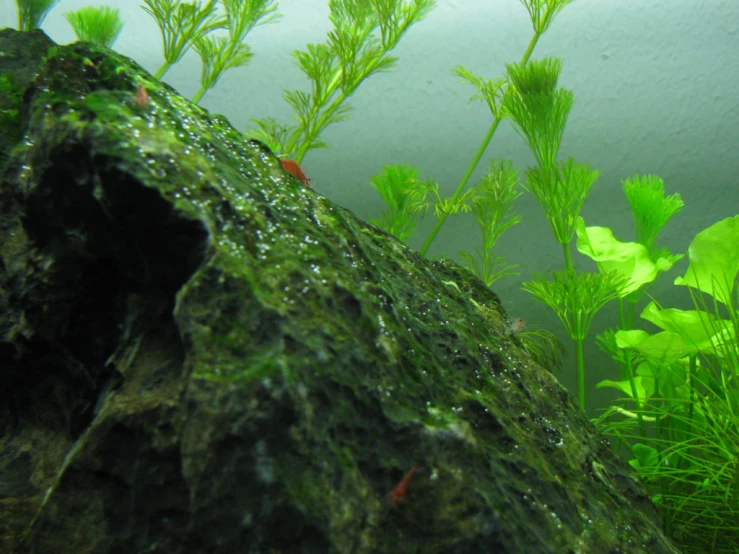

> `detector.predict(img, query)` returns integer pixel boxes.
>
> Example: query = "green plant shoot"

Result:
[15,0,60,32]
[250,0,435,162]
[193,0,281,104]
[64,7,125,48]
[142,0,226,80]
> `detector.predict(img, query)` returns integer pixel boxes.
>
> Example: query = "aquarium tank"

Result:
[2,0,739,552]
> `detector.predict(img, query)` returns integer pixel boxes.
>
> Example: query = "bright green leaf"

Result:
[674,215,739,305]
[575,217,674,295]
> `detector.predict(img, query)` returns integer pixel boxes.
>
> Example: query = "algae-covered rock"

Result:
[0,30,680,554]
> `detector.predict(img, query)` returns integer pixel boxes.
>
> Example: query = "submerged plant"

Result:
[458,160,522,287]
[250,0,435,161]
[15,0,60,32]
[142,0,226,80]
[64,6,125,48]
[418,0,573,257]
[192,0,280,103]
[523,269,625,409]
[595,215,739,552]
[369,164,430,242]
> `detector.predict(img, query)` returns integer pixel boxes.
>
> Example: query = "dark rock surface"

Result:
[0,29,680,554]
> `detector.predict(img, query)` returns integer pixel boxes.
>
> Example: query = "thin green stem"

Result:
[575,336,585,409]
[419,30,543,257]
[191,87,205,104]
[561,241,572,271]
[154,63,170,80]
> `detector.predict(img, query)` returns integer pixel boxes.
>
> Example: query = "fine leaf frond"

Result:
[519,0,573,34]
[523,270,625,340]
[64,6,124,48]
[370,164,430,242]
[452,65,507,118]
[17,0,61,31]
[622,174,685,257]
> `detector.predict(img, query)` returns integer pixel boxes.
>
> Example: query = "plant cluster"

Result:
[595,216,739,552]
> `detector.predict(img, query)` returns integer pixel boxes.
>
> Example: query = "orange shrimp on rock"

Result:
[279,158,311,187]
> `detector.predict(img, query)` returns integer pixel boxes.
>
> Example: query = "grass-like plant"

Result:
[594,215,739,552]
[249,0,435,161]
[15,0,60,32]
[64,6,125,48]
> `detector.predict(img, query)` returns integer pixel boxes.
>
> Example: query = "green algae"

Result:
[0,33,681,553]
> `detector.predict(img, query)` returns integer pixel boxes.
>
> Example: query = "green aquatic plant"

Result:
[142,0,226,80]
[15,0,60,31]
[523,269,625,409]
[418,0,573,257]
[500,54,609,410]
[369,164,431,242]
[249,0,436,161]
[457,159,522,287]
[192,0,280,103]
[503,57,574,169]
[623,174,685,261]
[595,215,739,552]
[64,6,125,48]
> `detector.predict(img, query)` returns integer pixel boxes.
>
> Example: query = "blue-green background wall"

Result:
[2,0,738,414]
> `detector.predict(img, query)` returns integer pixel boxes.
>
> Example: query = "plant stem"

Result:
[575,336,585,409]
[420,30,542,257]
[154,63,170,80]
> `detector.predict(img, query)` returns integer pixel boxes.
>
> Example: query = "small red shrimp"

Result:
[134,83,149,107]
[279,158,311,187]
[390,465,418,506]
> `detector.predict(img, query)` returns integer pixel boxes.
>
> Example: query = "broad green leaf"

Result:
[614,329,650,349]
[575,217,676,295]
[631,330,696,365]
[631,443,659,470]
[641,301,727,354]
[596,375,653,400]
[674,215,739,305]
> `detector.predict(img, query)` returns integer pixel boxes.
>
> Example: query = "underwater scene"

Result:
[1,0,738,552]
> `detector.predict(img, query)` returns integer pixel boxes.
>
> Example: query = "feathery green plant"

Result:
[523,269,625,409]
[249,0,435,161]
[623,175,685,260]
[419,0,573,257]
[458,160,522,287]
[192,0,280,103]
[15,0,60,32]
[369,164,430,242]
[142,0,226,80]
[64,6,124,48]
[504,58,574,169]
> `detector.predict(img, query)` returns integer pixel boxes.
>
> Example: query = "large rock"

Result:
[0,29,680,553]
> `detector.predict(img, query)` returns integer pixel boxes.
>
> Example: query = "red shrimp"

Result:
[390,465,419,506]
